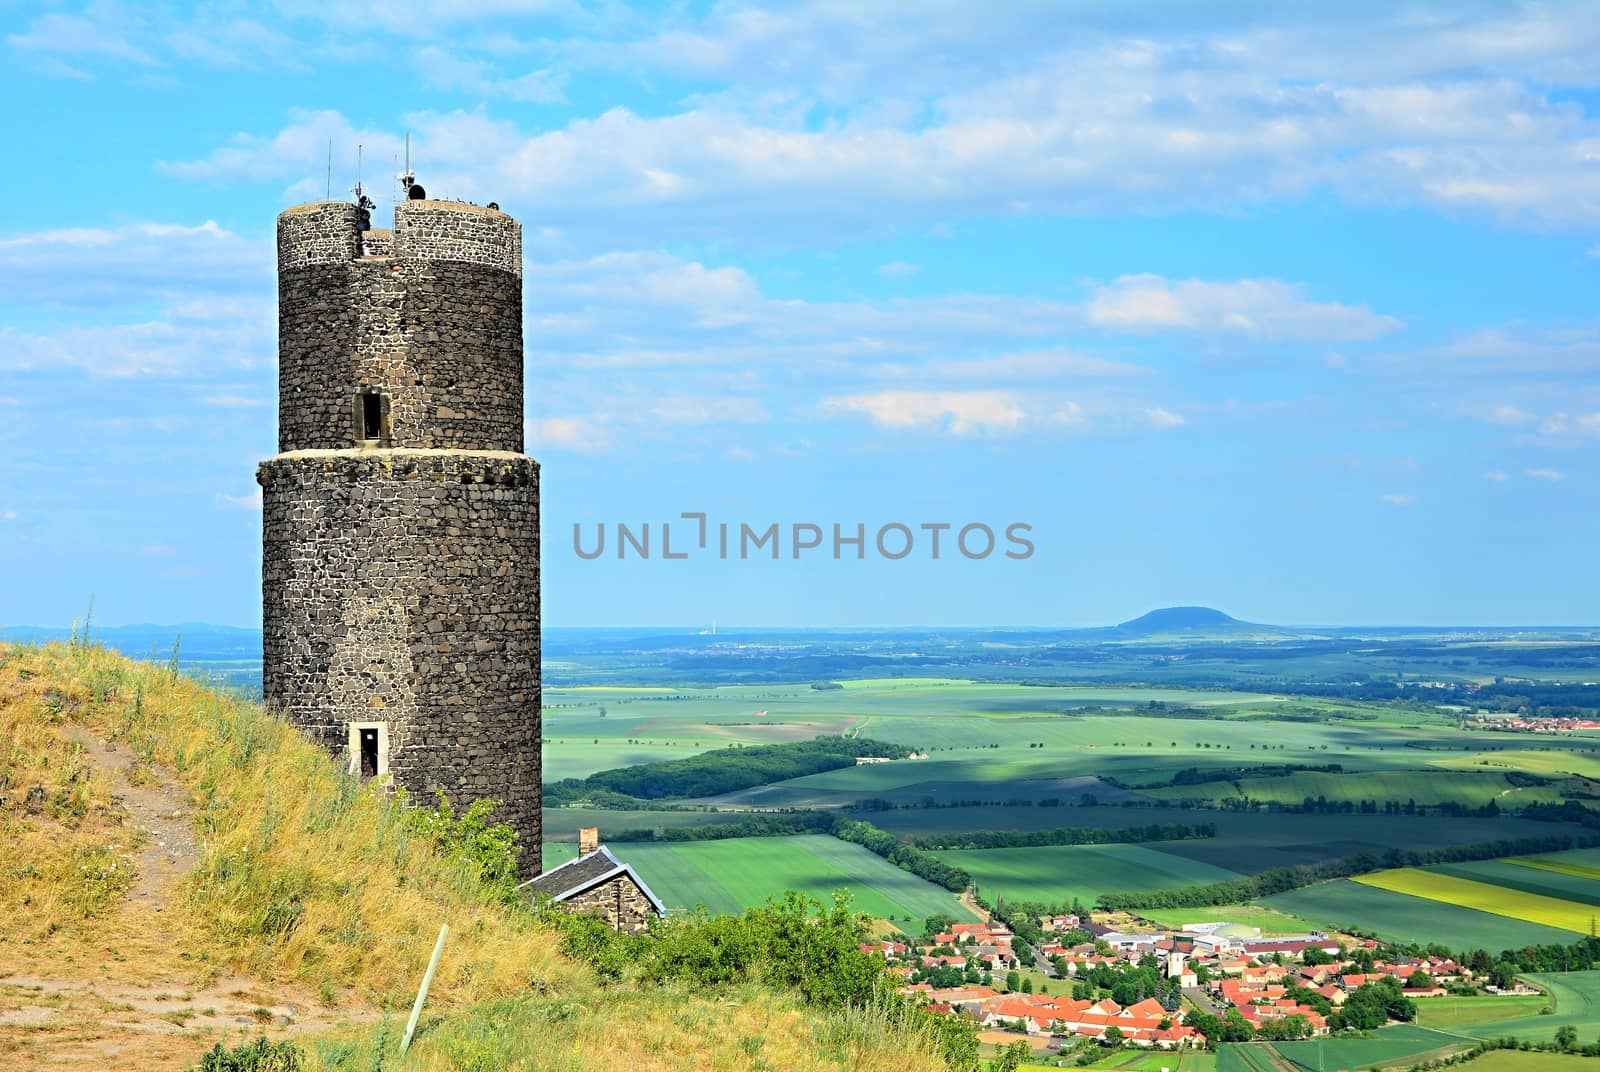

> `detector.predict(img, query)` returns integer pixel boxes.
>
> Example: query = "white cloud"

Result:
[1381,493,1416,506]
[820,390,1025,436]
[1482,470,1509,482]
[1482,404,1536,425]
[1143,407,1186,429]
[0,221,269,309]
[1087,275,1400,341]
[1526,468,1566,481]
[0,315,270,378]
[140,544,176,557]
[1435,326,1600,375]
[526,416,610,452]
[160,13,1600,236]
[649,396,769,424]
[2,510,17,522]
[202,395,267,408]
[877,261,919,277]
[415,45,567,102]
[216,488,263,510]
[874,349,1147,383]
[1540,411,1600,438]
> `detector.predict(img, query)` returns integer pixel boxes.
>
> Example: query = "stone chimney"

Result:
[579,827,599,857]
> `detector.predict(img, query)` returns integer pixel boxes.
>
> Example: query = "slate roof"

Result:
[517,845,667,915]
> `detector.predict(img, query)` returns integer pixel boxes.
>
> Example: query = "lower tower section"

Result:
[259,449,541,875]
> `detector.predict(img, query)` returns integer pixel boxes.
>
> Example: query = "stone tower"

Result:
[258,193,541,875]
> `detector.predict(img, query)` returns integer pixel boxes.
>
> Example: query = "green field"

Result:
[542,806,747,841]
[1416,995,1550,1032]
[938,843,1241,905]
[1442,972,1600,1044]
[1264,880,1579,949]
[1445,1053,1600,1072]
[1429,860,1600,910]
[1220,1025,1469,1072]
[1132,902,1320,936]
[541,834,973,923]
[1354,868,1595,935]
[1032,1051,1216,1072]
[1151,770,1566,808]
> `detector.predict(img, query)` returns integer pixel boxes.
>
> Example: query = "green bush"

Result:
[193,1036,303,1072]
[404,791,519,904]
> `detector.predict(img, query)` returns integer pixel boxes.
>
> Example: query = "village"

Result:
[868,912,1492,1061]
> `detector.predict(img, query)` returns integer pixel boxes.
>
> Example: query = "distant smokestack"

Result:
[579,827,599,857]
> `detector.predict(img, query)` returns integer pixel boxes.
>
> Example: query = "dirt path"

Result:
[0,729,375,1070]
[66,728,198,909]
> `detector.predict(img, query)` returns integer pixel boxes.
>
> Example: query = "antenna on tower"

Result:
[399,131,422,200]
[351,143,374,232]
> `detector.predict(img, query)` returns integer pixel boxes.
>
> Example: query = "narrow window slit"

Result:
[361,393,383,441]
[359,727,379,778]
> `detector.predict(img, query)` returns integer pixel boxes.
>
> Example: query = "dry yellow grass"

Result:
[0,641,947,1072]
[0,640,563,1008]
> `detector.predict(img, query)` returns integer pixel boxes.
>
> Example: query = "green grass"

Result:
[937,843,1242,905]
[545,835,973,923]
[1151,770,1557,808]
[1220,1025,1471,1072]
[1037,1051,1216,1072]
[1442,971,1600,1044]
[1415,995,1550,1031]
[1131,903,1319,936]
[1445,1053,1600,1072]
[1272,1025,1473,1070]
[1264,881,1579,949]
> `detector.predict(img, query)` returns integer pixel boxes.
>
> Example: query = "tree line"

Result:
[545,736,911,803]
[906,821,1215,851]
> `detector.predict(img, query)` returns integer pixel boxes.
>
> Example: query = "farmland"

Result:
[1416,995,1550,1032]
[1441,971,1600,1044]
[1353,868,1598,935]
[1219,1025,1470,1072]
[937,843,1242,905]
[1264,881,1579,949]
[541,835,974,922]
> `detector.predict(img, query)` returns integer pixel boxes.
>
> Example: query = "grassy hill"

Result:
[0,641,949,1072]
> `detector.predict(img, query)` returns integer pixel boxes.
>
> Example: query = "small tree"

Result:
[1557,1025,1578,1052]
[1104,1026,1125,1048]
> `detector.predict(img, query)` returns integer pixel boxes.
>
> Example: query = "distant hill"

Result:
[1115,606,1263,636]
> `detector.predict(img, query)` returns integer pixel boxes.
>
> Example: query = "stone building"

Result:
[258,189,542,874]
[521,828,665,933]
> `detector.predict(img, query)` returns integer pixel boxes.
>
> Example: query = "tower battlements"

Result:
[260,191,542,875]
[277,198,522,275]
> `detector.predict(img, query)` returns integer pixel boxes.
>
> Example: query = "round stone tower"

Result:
[258,196,540,875]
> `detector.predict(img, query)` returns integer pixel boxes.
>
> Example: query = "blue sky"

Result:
[1,1,1598,628]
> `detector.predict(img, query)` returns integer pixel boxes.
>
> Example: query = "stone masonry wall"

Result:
[393,201,522,277]
[278,201,362,268]
[259,449,541,871]
[277,259,523,452]
[560,874,659,934]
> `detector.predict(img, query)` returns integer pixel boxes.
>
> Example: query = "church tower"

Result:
[258,186,541,874]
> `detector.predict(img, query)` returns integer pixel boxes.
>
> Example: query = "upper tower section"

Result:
[275,196,524,454]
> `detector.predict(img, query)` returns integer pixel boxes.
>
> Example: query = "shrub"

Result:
[193,1036,303,1072]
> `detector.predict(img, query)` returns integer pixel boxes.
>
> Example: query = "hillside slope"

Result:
[0,642,945,1072]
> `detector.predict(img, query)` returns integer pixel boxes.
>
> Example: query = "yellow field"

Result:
[1429,750,1600,779]
[1353,868,1593,934]
[1504,855,1600,882]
